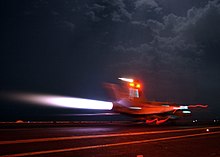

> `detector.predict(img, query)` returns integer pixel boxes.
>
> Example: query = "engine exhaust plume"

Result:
[1,92,113,110]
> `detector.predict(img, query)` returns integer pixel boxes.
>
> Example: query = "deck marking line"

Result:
[1,131,220,157]
[1,126,220,145]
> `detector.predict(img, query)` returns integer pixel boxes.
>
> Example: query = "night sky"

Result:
[1,0,220,121]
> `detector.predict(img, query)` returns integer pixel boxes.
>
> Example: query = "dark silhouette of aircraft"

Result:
[104,78,208,125]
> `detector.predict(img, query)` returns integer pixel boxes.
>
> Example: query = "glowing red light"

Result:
[129,82,141,89]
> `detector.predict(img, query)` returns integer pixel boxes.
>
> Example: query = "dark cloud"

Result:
[135,0,162,14]
[104,0,220,102]
[85,0,132,22]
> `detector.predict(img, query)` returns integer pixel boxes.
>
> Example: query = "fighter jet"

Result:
[105,78,208,125]
[1,77,208,125]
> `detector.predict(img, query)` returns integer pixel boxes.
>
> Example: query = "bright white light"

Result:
[206,129,209,132]
[182,110,191,114]
[118,78,134,83]
[48,97,113,110]
[129,106,142,110]
[5,93,113,110]
[173,106,188,110]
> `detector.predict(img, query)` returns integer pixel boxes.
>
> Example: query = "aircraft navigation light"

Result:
[136,84,141,88]
[129,82,141,89]
[129,83,135,87]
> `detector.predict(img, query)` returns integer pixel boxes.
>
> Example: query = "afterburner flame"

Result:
[3,92,113,110]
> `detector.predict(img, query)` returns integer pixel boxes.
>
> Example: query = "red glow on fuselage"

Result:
[146,117,170,125]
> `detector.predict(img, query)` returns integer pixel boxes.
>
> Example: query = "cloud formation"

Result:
[111,0,220,76]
